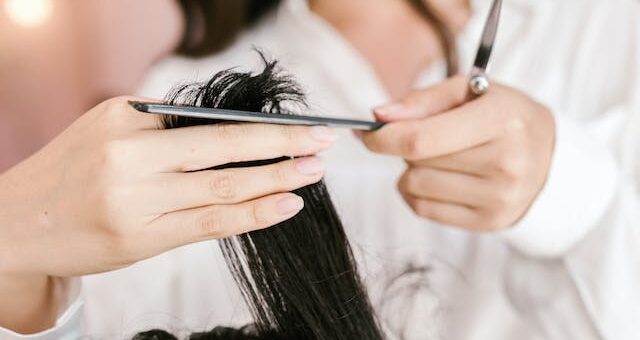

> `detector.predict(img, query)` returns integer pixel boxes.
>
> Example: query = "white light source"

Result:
[5,0,53,28]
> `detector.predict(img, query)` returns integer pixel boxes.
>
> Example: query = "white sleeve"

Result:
[499,105,640,339]
[497,5,640,338]
[498,0,640,259]
[0,278,84,340]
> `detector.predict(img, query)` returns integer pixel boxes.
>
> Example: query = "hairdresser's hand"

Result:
[360,76,555,232]
[0,96,335,332]
[0,96,335,277]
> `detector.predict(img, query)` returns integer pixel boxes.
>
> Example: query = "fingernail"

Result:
[295,157,324,176]
[352,130,363,140]
[310,126,337,143]
[276,196,304,215]
[375,103,405,117]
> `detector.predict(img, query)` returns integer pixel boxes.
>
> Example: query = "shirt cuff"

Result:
[499,113,619,258]
[0,278,83,340]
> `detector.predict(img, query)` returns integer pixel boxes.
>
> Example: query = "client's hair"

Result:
[133,53,385,340]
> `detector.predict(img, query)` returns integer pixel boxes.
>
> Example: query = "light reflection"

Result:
[5,0,53,28]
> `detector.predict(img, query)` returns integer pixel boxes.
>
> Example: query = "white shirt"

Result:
[3,0,639,339]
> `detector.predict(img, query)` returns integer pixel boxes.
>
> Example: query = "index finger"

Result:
[362,101,502,160]
[374,75,469,122]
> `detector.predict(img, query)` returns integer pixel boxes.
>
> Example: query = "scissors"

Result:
[132,1,503,130]
[468,0,503,96]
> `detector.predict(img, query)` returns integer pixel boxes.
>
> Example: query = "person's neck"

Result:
[309,0,469,99]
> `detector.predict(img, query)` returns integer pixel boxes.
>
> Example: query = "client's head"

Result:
[133,52,385,340]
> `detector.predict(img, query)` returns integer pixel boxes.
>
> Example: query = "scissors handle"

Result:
[468,66,490,96]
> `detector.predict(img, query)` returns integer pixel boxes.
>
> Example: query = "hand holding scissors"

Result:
[360,0,557,232]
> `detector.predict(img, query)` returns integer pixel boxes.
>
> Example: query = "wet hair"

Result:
[175,0,458,76]
[133,53,385,339]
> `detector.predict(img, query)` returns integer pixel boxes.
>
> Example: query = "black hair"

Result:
[175,0,280,57]
[134,52,385,339]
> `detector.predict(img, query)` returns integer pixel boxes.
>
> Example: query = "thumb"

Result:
[373,75,468,122]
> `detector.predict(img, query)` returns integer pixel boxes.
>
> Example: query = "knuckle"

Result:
[492,190,510,207]
[279,125,297,144]
[404,131,426,160]
[504,115,526,133]
[404,169,422,191]
[492,187,519,207]
[197,208,226,237]
[101,96,131,119]
[476,210,508,232]
[414,205,430,219]
[272,162,292,186]
[100,139,137,171]
[249,202,270,228]
[208,172,237,201]
[397,172,410,192]
[494,154,527,180]
[248,203,261,228]
[95,97,140,132]
[397,182,406,197]
[213,123,247,144]
[412,200,435,220]
[490,183,520,209]
[102,96,125,111]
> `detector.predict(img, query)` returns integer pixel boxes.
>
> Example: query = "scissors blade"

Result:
[472,0,503,72]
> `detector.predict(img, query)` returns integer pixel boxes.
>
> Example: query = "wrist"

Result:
[0,273,58,334]
[0,162,50,275]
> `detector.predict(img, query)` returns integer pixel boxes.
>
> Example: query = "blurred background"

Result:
[0,0,184,171]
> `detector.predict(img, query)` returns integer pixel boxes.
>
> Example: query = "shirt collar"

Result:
[460,0,550,72]
[273,0,547,105]
[275,0,392,111]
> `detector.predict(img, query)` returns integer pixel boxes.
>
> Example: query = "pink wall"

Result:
[0,0,183,171]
